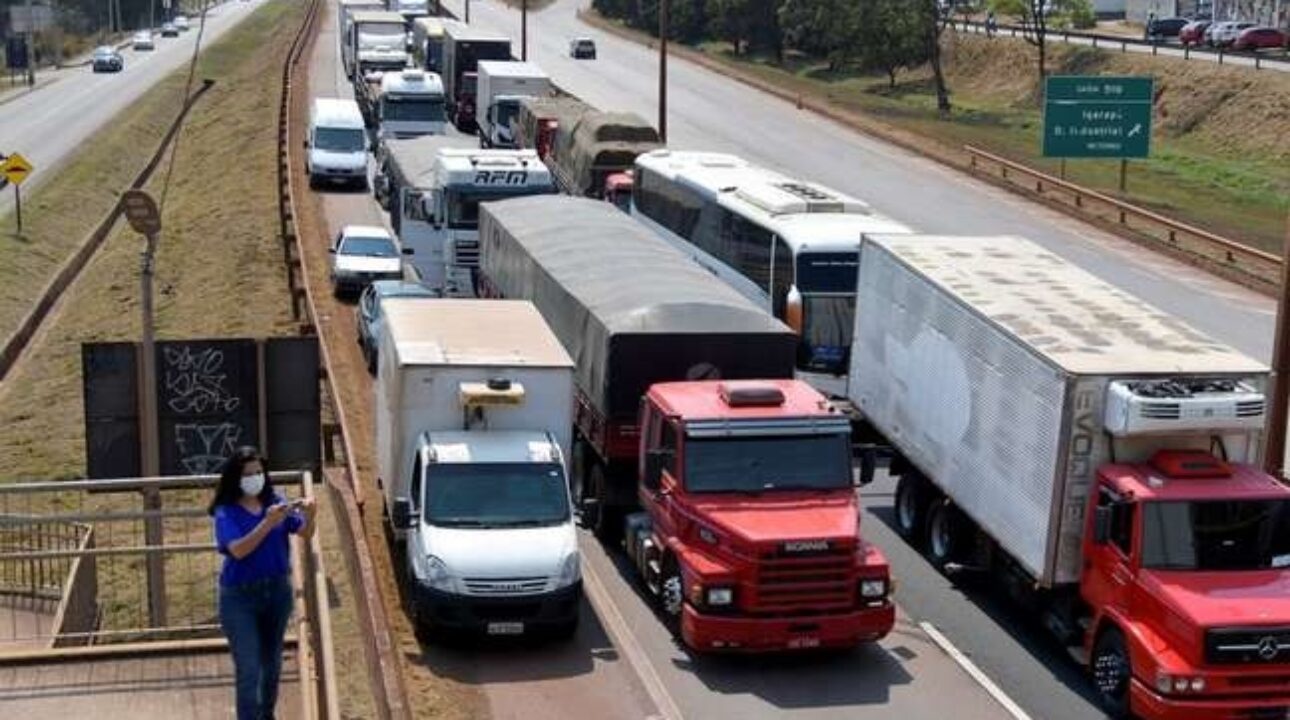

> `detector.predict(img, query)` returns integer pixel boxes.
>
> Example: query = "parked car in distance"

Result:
[357,280,439,373]
[1178,19,1211,45]
[91,46,124,72]
[1208,20,1256,46]
[174,15,190,31]
[329,225,409,297]
[132,31,155,50]
[1233,26,1287,50]
[161,22,179,37]
[569,37,596,59]
[1145,17,1189,40]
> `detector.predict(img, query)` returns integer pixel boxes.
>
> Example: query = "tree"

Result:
[707,0,781,56]
[778,0,863,71]
[857,0,932,88]
[992,0,1071,89]
[923,0,953,115]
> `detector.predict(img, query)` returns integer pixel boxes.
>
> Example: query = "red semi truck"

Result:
[479,196,895,652]
[849,234,1290,718]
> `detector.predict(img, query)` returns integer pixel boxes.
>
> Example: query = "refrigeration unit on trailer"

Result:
[377,298,580,640]
[478,196,894,653]
[633,149,911,397]
[848,234,1290,719]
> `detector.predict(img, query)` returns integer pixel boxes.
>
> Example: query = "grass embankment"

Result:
[586,10,1290,253]
[0,2,378,716]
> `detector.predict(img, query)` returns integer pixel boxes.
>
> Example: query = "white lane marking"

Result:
[581,554,685,720]
[919,621,1033,720]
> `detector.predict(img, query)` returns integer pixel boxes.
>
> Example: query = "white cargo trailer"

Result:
[475,61,551,149]
[848,234,1269,587]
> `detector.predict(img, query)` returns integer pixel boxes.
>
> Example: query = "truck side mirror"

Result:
[401,247,414,255]
[643,449,672,492]
[392,497,415,529]
[1093,506,1112,545]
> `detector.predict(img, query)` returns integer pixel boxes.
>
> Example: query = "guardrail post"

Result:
[1218,49,1224,64]
[1184,45,1190,59]
[1121,40,1127,52]
[1152,44,1157,55]
[1256,55,1261,70]
[1092,36,1098,48]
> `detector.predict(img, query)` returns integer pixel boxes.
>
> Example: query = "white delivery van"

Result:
[307,98,369,189]
[377,299,581,641]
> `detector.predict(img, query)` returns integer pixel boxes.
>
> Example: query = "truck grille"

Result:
[1205,627,1290,665]
[752,549,854,614]
[462,576,548,596]
[452,238,480,267]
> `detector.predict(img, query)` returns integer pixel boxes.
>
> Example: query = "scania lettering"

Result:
[633,150,911,397]
[375,136,554,296]
[849,234,1290,719]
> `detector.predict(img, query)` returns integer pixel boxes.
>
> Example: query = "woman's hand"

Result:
[263,502,291,529]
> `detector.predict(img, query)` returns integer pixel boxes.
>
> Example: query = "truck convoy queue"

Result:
[314,4,1290,719]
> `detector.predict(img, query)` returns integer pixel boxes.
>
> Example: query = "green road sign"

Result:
[1043,76,1153,159]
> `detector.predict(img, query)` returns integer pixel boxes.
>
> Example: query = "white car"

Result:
[174,15,190,31]
[132,31,155,51]
[329,225,409,297]
[1209,21,1255,47]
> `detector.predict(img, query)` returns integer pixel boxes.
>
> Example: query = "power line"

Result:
[158,0,211,215]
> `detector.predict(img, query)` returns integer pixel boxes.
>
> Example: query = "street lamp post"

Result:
[1266,212,1290,479]
[522,0,528,61]
[658,0,668,143]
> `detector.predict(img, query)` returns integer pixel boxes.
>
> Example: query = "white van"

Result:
[307,98,370,189]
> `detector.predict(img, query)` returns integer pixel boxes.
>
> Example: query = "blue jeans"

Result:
[219,575,293,720]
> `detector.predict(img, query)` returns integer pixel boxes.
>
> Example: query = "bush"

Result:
[1067,0,1096,29]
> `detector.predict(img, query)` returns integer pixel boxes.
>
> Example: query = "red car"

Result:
[1178,20,1210,46]
[1233,26,1288,51]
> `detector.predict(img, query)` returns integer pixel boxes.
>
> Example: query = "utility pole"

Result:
[521,0,527,61]
[24,0,35,86]
[465,0,470,24]
[658,0,668,143]
[120,190,167,627]
[1268,211,1290,479]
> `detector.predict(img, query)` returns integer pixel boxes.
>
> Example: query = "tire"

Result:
[925,499,966,571]
[657,555,682,638]
[894,474,930,544]
[1091,628,1132,719]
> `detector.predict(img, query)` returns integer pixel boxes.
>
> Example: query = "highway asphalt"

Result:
[0,0,268,214]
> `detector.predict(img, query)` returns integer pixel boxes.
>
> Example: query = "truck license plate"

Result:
[787,636,820,649]
[487,622,524,636]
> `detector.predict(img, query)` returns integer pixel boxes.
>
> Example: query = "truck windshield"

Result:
[684,433,851,494]
[446,187,554,229]
[494,99,520,130]
[802,295,854,358]
[315,127,366,153]
[424,462,569,527]
[382,96,445,122]
[1141,499,1290,571]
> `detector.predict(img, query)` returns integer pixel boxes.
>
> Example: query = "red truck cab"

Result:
[603,171,633,213]
[623,379,895,652]
[1081,449,1290,719]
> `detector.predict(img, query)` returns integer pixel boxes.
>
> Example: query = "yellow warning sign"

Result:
[1,153,33,186]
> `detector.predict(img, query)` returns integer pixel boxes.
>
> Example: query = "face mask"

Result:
[240,473,265,497]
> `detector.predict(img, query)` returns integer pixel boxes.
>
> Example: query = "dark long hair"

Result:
[207,446,275,515]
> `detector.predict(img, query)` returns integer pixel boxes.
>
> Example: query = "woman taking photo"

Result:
[209,446,316,720]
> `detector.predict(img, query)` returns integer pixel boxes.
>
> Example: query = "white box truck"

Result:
[377,298,581,641]
[849,235,1290,718]
[475,61,551,149]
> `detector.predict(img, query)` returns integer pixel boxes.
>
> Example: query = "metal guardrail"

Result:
[963,145,1282,291]
[276,0,410,717]
[948,18,1290,71]
[0,471,337,718]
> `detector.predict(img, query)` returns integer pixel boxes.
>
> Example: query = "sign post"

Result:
[119,189,167,627]
[1042,75,1153,187]
[1,152,35,234]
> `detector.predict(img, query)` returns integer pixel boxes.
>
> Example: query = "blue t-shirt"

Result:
[213,493,304,588]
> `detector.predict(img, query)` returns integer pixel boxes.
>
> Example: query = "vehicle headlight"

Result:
[555,552,581,588]
[706,587,734,606]
[424,555,454,591]
[860,579,888,599]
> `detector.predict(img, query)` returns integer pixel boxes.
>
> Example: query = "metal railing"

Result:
[0,471,338,718]
[948,19,1290,72]
[963,145,1281,291]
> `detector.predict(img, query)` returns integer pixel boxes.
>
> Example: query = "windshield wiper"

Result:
[430,518,489,527]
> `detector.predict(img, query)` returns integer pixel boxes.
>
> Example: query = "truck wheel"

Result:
[925,499,966,571]
[894,474,930,544]
[658,556,683,636]
[1091,628,1132,719]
